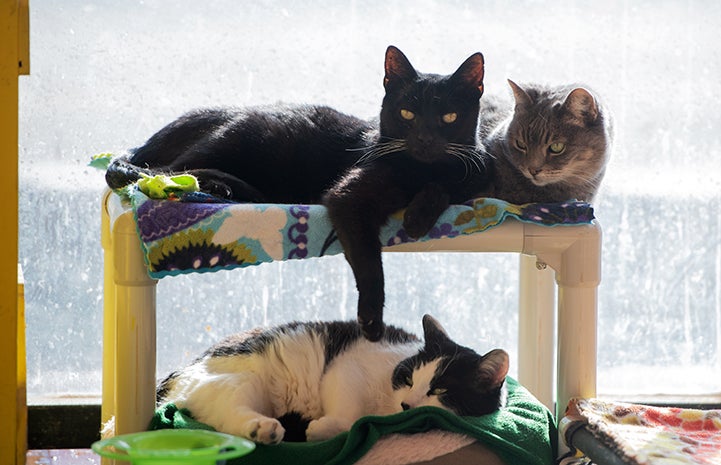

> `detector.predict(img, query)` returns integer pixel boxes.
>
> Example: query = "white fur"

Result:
[392,359,446,410]
[161,327,424,444]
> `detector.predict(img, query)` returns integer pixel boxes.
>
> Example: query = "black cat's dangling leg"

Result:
[345,236,386,341]
[324,203,388,341]
[323,165,408,341]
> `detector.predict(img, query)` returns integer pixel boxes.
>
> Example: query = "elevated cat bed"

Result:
[561,398,721,465]
[121,186,594,278]
[101,186,602,455]
[151,377,556,465]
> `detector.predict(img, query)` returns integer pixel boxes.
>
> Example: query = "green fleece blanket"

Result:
[149,377,556,465]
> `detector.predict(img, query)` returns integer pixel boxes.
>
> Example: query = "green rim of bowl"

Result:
[92,429,255,462]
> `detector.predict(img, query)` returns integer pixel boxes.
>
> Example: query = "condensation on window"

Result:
[19,0,721,398]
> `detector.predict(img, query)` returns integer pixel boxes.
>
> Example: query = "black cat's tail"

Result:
[105,155,154,189]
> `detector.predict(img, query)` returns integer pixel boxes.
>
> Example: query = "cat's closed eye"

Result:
[405,376,414,387]
[514,139,527,151]
[548,142,566,155]
[442,112,457,124]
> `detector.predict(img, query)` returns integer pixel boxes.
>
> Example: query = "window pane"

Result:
[20,0,721,399]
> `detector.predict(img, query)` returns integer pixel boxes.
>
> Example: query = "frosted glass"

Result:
[19,0,721,398]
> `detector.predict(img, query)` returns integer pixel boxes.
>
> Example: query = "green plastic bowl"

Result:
[92,429,255,465]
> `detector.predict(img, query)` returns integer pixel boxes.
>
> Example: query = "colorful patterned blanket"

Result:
[121,187,595,280]
[561,398,721,465]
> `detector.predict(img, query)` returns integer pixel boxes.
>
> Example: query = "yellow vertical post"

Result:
[17,265,26,462]
[0,1,29,464]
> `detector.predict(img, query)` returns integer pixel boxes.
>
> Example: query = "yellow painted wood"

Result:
[17,265,26,464]
[0,1,27,463]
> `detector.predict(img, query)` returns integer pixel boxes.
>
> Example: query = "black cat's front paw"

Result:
[403,209,437,239]
[403,184,450,239]
[201,180,234,200]
[358,316,384,342]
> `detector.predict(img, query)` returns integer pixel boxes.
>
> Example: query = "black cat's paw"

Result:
[403,208,437,239]
[403,184,450,239]
[358,316,384,342]
[201,180,234,200]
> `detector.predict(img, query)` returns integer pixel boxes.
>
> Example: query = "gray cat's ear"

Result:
[422,314,450,343]
[562,87,599,124]
[384,45,418,89]
[507,79,532,108]
[450,52,485,96]
[479,349,509,388]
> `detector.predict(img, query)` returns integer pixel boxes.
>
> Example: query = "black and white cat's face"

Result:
[391,315,509,416]
[504,79,609,188]
[377,46,485,164]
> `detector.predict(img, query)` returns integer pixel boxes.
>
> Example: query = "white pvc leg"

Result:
[518,254,556,412]
[113,209,157,435]
[556,285,597,419]
[102,190,158,437]
[100,197,116,428]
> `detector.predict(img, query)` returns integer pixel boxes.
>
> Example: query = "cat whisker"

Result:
[445,145,487,176]
[353,140,407,166]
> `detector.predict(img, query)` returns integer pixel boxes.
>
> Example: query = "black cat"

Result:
[105,104,374,203]
[105,46,490,341]
[323,47,488,340]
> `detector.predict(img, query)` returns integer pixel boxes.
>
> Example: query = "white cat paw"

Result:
[306,416,347,442]
[245,417,285,445]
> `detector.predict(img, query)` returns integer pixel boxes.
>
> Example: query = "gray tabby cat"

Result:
[477,79,612,203]
[156,315,509,445]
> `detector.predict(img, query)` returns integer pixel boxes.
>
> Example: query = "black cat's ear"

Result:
[479,349,509,388]
[422,314,450,344]
[450,52,485,96]
[384,45,418,89]
[562,87,599,124]
[508,79,532,108]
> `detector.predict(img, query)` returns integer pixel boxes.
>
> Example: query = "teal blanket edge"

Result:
[124,187,594,280]
[149,377,558,465]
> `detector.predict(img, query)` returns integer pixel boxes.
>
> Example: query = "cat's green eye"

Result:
[400,109,415,121]
[549,142,566,155]
[405,376,414,387]
[514,139,527,151]
[442,112,457,124]
[430,387,447,396]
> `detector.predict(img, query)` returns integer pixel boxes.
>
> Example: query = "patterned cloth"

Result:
[562,398,721,465]
[121,186,595,280]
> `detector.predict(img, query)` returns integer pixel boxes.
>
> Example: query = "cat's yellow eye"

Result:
[442,112,457,124]
[405,376,414,387]
[515,139,527,151]
[400,109,415,121]
[431,387,447,396]
[549,142,566,154]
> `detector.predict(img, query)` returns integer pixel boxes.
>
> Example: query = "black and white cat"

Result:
[156,315,509,445]
[476,79,612,204]
[105,46,491,341]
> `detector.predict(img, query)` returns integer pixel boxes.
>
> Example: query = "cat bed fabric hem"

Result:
[120,186,595,280]
[149,377,557,465]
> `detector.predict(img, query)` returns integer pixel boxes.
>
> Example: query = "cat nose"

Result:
[401,402,410,411]
[529,167,542,176]
[416,133,433,146]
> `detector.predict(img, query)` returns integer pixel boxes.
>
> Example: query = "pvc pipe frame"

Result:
[101,190,600,435]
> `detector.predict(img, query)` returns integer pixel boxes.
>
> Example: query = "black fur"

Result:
[106,105,373,203]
